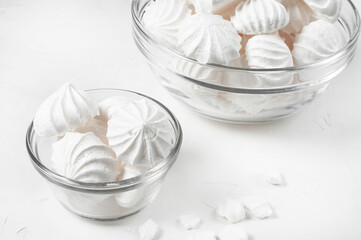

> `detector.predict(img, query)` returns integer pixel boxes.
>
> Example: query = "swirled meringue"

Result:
[292,20,347,66]
[76,116,108,145]
[142,0,191,49]
[231,0,289,35]
[178,13,241,64]
[34,82,98,137]
[280,0,313,34]
[242,196,273,219]
[303,0,342,23]
[246,34,294,87]
[107,100,175,168]
[51,132,121,183]
[115,164,145,208]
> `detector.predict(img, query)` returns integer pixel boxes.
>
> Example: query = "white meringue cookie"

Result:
[34,83,98,137]
[178,13,241,64]
[303,0,342,23]
[216,198,246,223]
[51,132,121,183]
[292,20,347,67]
[99,96,130,120]
[142,0,191,49]
[179,215,202,230]
[280,0,313,34]
[114,164,145,208]
[263,168,283,185]
[242,196,273,219]
[76,116,108,145]
[107,100,175,168]
[217,225,248,240]
[246,34,294,87]
[231,0,289,35]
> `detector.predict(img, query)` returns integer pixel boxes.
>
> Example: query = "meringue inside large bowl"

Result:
[26,89,183,221]
[132,0,360,123]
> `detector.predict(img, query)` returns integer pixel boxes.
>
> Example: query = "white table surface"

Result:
[1,1,361,239]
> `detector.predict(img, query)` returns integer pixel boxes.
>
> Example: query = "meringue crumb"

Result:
[187,230,216,240]
[242,196,273,219]
[179,215,201,230]
[216,198,246,223]
[217,225,248,240]
[263,168,283,185]
[139,219,160,240]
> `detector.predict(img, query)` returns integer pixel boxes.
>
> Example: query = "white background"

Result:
[1,0,361,239]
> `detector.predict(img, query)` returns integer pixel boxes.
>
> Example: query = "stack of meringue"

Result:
[33,83,175,207]
[143,0,347,85]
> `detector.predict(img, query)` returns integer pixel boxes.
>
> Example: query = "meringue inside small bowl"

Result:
[132,0,360,123]
[26,89,183,221]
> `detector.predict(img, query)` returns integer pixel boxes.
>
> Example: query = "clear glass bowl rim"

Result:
[26,88,183,193]
[131,0,361,93]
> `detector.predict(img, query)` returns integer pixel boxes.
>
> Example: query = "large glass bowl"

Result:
[132,0,360,123]
[26,89,183,221]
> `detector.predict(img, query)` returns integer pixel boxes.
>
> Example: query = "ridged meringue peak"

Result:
[142,0,191,49]
[51,132,121,183]
[246,34,294,87]
[178,13,242,64]
[34,82,98,137]
[231,0,290,35]
[107,100,175,168]
[292,20,347,66]
[303,0,342,23]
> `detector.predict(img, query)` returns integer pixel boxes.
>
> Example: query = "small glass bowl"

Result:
[26,89,183,221]
[132,0,360,123]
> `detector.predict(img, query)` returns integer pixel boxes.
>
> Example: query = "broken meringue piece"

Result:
[106,100,175,168]
[217,225,248,240]
[187,230,217,240]
[139,219,161,240]
[216,198,246,223]
[142,0,191,49]
[231,0,289,35]
[178,13,241,64]
[179,215,202,230]
[263,168,283,185]
[292,20,347,67]
[303,0,342,23]
[34,82,98,137]
[242,196,273,219]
